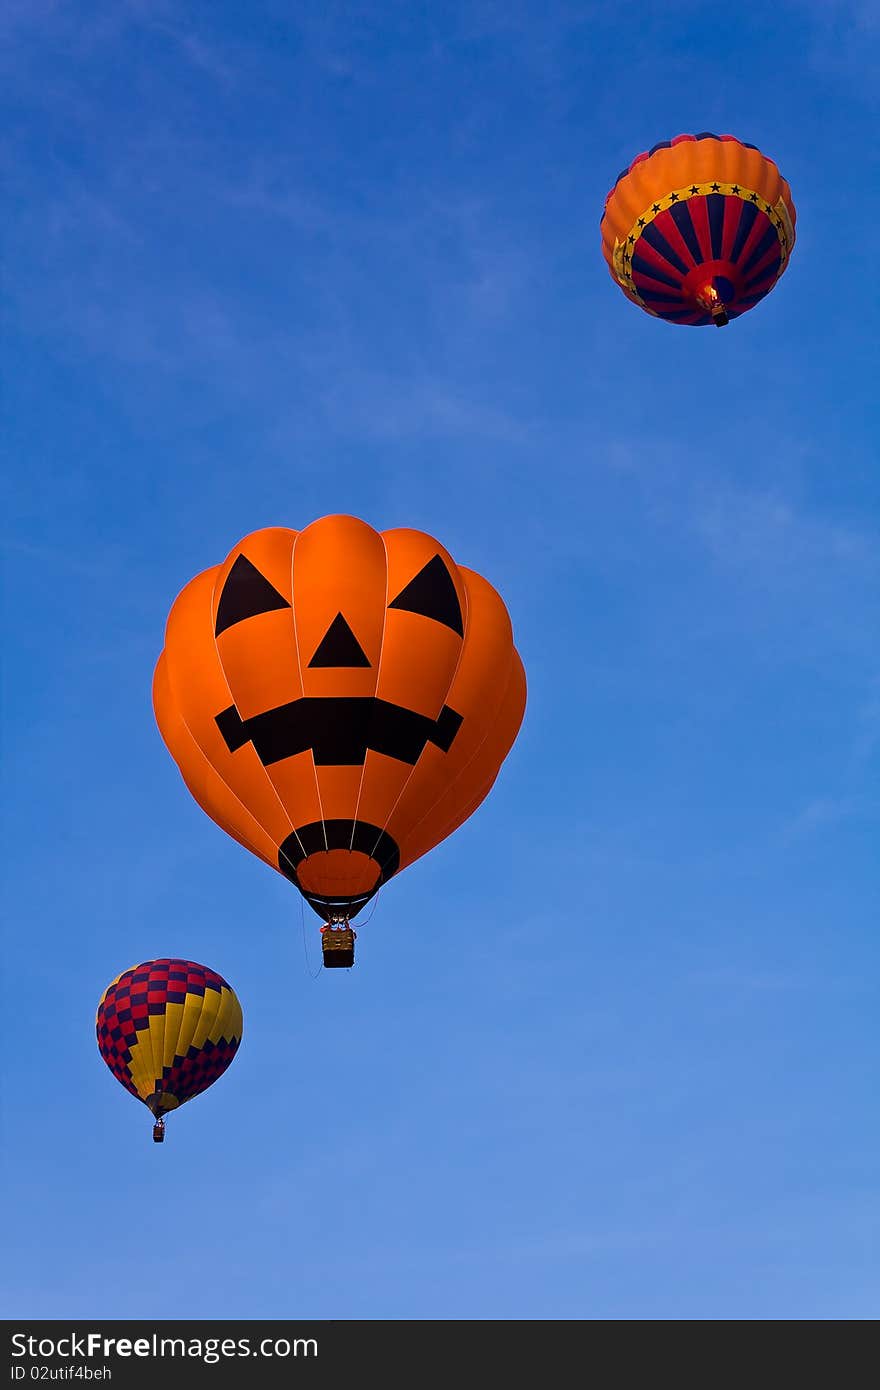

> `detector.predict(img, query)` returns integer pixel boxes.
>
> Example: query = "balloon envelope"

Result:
[154,515,526,921]
[601,133,796,325]
[96,959,243,1121]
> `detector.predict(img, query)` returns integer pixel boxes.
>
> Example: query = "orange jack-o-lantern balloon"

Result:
[153,516,526,921]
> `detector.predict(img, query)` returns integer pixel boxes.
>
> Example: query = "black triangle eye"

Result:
[215,555,291,636]
[308,613,371,668]
[388,555,463,636]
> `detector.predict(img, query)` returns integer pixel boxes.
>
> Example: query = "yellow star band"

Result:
[611,183,794,304]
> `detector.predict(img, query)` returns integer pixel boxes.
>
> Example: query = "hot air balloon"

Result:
[601,133,796,326]
[96,959,243,1141]
[153,516,526,967]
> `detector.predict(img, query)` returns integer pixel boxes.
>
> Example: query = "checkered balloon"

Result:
[96,959,242,1126]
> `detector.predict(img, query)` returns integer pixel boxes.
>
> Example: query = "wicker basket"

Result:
[321,926,355,969]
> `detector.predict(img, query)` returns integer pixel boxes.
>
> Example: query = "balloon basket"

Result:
[152,1119,165,1143]
[321,924,356,969]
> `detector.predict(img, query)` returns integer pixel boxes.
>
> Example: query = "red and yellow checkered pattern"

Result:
[96,959,242,1119]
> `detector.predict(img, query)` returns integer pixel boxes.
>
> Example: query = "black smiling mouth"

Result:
[215,696,463,768]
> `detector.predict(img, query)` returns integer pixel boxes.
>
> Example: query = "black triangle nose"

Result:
[308,613,371,668]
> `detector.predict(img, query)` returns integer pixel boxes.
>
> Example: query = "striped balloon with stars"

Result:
[601,133,796,326]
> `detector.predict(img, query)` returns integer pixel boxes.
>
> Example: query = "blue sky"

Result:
[2,0,878,1320]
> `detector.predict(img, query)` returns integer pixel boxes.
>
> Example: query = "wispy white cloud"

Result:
[855,677,880,760]
[143,10,235,84]
[691,485,876,588]
[783,793,878,841]
[592,439,878,620]
[1,0,234,80]
[687,967,815,993]
[791,0,880,94]
[784,795,861,839]
[316,371,528,443]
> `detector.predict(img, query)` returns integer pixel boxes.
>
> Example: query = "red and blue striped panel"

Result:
[630,191,783,324]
